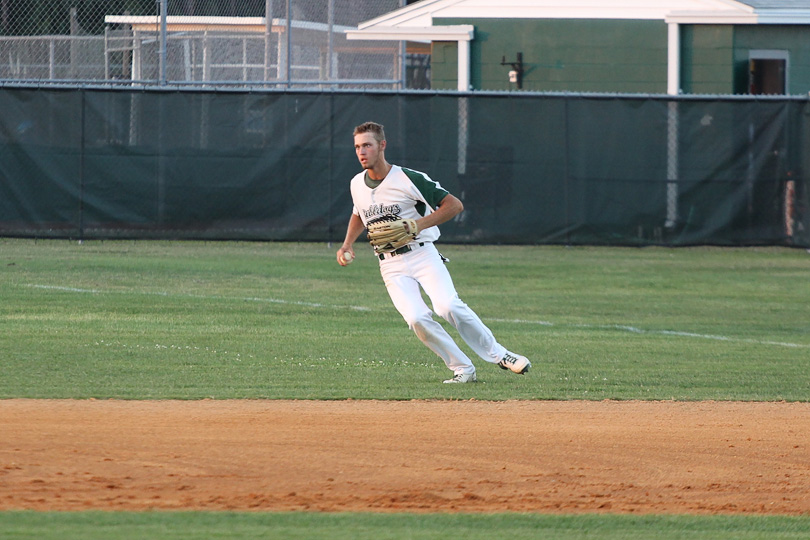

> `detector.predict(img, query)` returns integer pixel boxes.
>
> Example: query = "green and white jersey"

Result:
[351,165,449,244]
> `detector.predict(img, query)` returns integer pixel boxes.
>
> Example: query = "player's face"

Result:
[354,132,383,170]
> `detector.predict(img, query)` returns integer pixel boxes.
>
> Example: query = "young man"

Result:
[336,121,531,383]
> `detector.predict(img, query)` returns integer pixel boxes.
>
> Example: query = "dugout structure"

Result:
[0,86,807,247]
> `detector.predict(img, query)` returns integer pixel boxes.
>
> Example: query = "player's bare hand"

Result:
[337,248,355,266]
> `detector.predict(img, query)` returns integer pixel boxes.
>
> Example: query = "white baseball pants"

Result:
[378,242,507,375]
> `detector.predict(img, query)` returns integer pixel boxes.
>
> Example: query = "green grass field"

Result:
[1,239,808,401]
[1,239,809,538]
[3,511,810,540]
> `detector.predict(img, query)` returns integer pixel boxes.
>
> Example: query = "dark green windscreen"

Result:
[0,87,806,247]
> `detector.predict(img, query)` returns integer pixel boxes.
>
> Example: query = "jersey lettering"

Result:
[364,203,402,220]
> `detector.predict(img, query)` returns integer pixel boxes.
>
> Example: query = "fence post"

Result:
[264,0,271,81]
[70,8,79,79]
[328,0,334,81]
[286,0,292,87]
[79,91,86,240]
[399,0,406,89]
[159,0,167,85]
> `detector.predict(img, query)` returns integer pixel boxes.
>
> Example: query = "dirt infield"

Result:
[2,399,809,515]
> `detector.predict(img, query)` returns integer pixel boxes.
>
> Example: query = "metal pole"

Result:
[286,0,292,87]
[328,0,334,80]
[69,8,78,79]
[104,27,110,80]
[78,91,86,240]
[159,0,168,85]
[49,38,55,79]
[665,22,680,230]
[264,0,273,81]
[399,0,406,89]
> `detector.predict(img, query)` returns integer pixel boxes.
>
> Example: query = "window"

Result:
[749,50,789,95]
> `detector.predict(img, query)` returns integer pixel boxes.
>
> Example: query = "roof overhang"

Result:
[667,9,810,24]
[350,0,779,27]
[345,25,474,44]
[352,0,810,30]
[755,10,810,23]
[104,15,354,34]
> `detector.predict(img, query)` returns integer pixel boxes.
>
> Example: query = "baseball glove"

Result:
[367,215,419,254]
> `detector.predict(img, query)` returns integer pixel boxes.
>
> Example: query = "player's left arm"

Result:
[414,193,463,231]
[400,167,463,232]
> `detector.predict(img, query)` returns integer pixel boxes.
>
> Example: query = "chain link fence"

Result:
[0,0,427,88]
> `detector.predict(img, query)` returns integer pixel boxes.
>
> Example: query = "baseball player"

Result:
[336,121,531,383]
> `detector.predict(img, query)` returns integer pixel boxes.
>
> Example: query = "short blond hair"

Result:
[353,122,385,143]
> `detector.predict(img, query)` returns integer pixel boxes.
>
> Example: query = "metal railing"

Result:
[0,0,425,89]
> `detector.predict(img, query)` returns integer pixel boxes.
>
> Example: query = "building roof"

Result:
[104,15,354,34]
[742,0,810,7]
[350,0,810,34]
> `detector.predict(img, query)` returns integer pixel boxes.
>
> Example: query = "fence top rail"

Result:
[0,35,106,42]
[0,79,808,102]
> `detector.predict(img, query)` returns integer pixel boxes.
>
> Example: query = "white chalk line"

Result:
[27,285,808,349]
[486,319,809,350]
[26,284,371,312]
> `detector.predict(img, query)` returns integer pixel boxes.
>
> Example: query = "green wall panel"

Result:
[430,17,809,96]
[734,25,810,95]
[434,18,667,93]
[430,42,459,90]
[673,25,734,94]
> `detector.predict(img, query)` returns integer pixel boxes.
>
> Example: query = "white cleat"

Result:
[498,352,531,374]
[443,372,477,384]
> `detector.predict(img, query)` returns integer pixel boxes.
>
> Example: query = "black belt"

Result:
[379,242,425,260]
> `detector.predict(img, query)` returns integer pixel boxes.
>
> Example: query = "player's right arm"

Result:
[337,213,364,265]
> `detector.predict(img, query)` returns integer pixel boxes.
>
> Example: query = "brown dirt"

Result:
[1,399,809,515]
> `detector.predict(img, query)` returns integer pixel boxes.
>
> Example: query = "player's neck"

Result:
[367,160,391,181]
